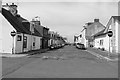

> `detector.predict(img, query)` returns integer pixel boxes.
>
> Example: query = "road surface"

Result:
[2,46,118,78]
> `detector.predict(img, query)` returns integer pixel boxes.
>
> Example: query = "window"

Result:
[33,42,35,46]
[80,35,82,38]
[100,39,103,46]
[17,35,22,41]
[33,37,36,47]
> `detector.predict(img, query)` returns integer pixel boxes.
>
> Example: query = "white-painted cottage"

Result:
[93,29,108,50]
[81,26,87,48]
[1,3,42,54]
[93,16,120,54]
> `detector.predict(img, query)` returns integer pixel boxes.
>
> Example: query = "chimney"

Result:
[86,22,93,26]
[9,3,18,16]
[94,19,99,22]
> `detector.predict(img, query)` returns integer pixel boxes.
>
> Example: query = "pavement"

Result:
[0,48,49,58]
[0,53,28,58]
[86,47,119,61]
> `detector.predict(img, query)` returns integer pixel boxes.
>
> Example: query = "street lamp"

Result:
[10,30,16,54]
[107,30,113,57]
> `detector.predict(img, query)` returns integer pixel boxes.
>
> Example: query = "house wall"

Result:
[110,18,115,52]
[15,33,23,53]
[94,38,99,48]
[116,21,120,53]
[0,2,1,49]
[109,18,120,53]
[81,29,87,47]
[94,35,109,51]
[94,36,104,49]
[15,34,41,53]
[1,13,16,53]
[32,35,41,50]
[23,34,31,52]
[35,36,41,50]
[48,39,51,47]
[118,22,120,53]
[103,35,109,51]
[105,17,119,53]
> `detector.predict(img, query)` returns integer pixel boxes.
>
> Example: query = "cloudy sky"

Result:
[2,0,119,42]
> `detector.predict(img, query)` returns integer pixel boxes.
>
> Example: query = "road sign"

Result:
[11,30,16,37]
[107,31,113,37]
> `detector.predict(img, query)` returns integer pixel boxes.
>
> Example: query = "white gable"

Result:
[1,13,16,53]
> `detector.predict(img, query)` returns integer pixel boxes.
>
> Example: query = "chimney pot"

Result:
[12,3,14,5]
[94,19,99,22]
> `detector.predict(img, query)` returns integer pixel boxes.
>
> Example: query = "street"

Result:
[2,46,118,78]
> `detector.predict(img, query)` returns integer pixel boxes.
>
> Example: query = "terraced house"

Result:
[85,19,105,47]
[93,16,120,54]
[1,3,66,54]
[1,3,43,54]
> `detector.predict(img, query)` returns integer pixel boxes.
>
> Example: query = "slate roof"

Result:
[2,8,30,34]
[93,16,120,38]
[92,29,106,38]
[33,28,42,37]
[112,16,120,22]
[34,25,43,37]
[2,8,42,37]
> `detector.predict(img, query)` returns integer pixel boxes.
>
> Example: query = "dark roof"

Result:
[34,25,43,37]
[16,14,28,22]
[86,22,93,26]
[43,27,49,30]
[15,14,30,32]
[2,8,42,37]
[112,16,120,22]
[93,29,106,38]
[33,28,42,37]
[2,8,30,34]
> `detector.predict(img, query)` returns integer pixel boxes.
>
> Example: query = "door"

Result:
[23,36,27,52]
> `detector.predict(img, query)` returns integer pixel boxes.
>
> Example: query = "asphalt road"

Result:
[2,46,118,78]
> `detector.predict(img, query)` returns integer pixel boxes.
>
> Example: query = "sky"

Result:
[1,0,119,42]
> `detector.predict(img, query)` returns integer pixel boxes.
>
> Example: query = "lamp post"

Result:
[10,30,16,54]
[107,30,113,57]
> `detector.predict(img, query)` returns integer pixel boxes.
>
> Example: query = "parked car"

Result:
[76,43,86,50]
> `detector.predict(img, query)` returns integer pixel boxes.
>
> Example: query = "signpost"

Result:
[11,30,16,54]
[107,30,113,57]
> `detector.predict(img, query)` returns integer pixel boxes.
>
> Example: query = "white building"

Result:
[94,16,120,54]
[1,3,42,54]
[81,27,87,48]
[93,29,109,51]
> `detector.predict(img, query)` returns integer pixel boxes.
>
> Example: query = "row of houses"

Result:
[76,17,120,54]
[1,3,66,54]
